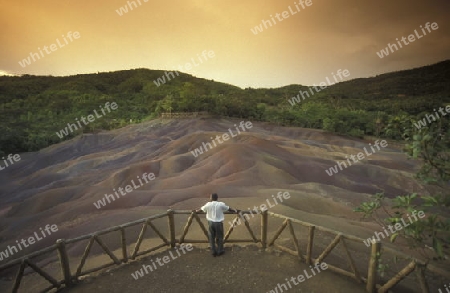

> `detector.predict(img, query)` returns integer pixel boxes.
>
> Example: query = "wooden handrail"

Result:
[0,209,448,293]
[268,211,363,242]
[0,244,58,271]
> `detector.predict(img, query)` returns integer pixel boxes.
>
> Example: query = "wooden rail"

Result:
[160,112,211,119]
[264,211,450,293]
[0,209,448,293]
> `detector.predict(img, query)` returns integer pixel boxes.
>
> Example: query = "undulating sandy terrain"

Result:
[0,118,432,258]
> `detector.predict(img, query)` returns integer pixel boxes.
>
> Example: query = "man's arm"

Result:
[228,207,239,213]
[195,208,203,213]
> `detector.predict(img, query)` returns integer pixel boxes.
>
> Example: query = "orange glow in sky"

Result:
[0,0,449,88]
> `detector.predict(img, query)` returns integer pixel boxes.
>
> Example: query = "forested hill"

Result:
[327,60,450,98]
[0,60,449,155]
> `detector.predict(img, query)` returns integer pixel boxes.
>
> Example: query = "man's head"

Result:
[210,193,218,201]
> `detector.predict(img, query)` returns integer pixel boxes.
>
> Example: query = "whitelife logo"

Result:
[18,31,81,68]
[363,211,425,247]
[190,121,253,158]
[267,262,328,293]
[93,172,156,209]
[55,102,118,139]
[376,22,439,59]
[0,224,59,262]
[413,105,450,130]
[131,244,193,280]
[0,154,21,172]
[325,140,388,176]
[153,50,215,87]
[251,0,313,35]
[438,282,450,293]
[116,0,149,16]
[228,192,290,228]
[288,69,350,106]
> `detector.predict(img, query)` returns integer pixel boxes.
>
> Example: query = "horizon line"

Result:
[1,58,448,90]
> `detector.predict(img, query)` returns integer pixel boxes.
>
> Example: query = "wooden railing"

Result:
[264,212,449,293]
[0,210,448,293]
[160,112,211,119]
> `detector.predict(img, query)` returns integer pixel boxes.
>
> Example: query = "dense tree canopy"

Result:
[0,61,449,156]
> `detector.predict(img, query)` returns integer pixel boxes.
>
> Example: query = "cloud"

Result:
[0,0,449,88]
[0,70,16,76]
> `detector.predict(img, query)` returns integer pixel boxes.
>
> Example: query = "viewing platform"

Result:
[0,210,449,292]
[60,244,367,293]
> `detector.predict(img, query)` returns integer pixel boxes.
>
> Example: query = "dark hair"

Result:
[211,193,218,201]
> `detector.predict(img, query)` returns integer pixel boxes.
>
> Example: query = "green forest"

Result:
[0,60,449,156]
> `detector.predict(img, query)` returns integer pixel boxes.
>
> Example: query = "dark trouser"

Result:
[208,221,224,254]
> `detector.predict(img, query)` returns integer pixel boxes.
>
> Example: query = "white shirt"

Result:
[201,201,229,222]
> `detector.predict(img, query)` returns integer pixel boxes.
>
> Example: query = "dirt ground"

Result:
[59,245,367,293]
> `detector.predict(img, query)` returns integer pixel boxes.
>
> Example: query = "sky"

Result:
[0,0,449,88]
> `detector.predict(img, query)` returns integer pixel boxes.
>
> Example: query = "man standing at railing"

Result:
[195,193,239,257]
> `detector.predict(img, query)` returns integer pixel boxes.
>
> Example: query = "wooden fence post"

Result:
[120,227,128,263]
[306,226,315,265]
[366,241,381,293]
[56,239,73,287]
[261,210,268,249]
[415,263,430,293]
[167,209,176,248]
[12,260,26,293]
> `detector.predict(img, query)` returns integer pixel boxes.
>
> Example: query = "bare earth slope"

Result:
[0,118,429,257]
